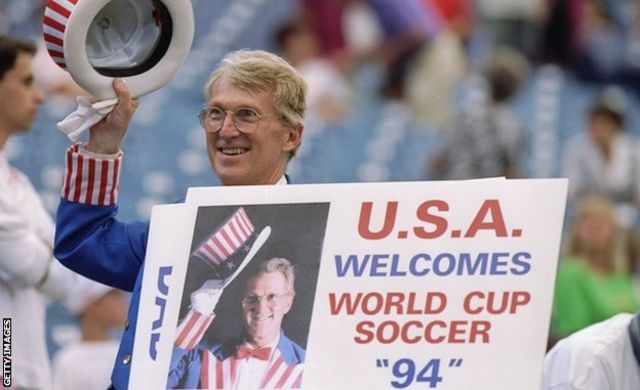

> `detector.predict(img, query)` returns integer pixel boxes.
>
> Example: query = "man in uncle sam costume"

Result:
[167,210,304,388]
[47,0,308,386]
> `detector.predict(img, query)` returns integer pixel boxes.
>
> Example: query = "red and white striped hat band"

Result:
[193,208,255,268]
[42,0,194,99]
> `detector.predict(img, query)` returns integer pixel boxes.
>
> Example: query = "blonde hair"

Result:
[256,257,295,294]
[204,50,306,131]
[567,194,622,272]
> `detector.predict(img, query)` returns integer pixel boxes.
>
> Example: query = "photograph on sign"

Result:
[167,203,330,389]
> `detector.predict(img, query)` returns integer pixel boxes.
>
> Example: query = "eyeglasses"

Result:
[198,106,278,134]
[242,293,290,307]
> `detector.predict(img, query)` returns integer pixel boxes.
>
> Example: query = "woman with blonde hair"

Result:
[551,194,640,342]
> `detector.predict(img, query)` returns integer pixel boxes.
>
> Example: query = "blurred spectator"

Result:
[276,20,353,122]
[538,0,581,66]
[475,0,546,58]
[341,0,384,60]
[562,85,640,228]
[542,311,640,390]
[406,0,474,127]
[361,0,443,99]
[298,0,347,58]
[429,46,529,179]
[573,0,640,92]
[0,34,79,390]
[550,195,640,345]
[52,276,127,390]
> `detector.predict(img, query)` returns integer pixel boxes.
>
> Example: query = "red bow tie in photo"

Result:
[236,345,272,361]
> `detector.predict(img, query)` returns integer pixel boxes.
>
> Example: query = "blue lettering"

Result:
[389,254,407,276]
[149,333,160,361]
[457,253,488,275]
[148,266,173,360]
[334,254,370,277]
[152,297,167,330]
[409,254,430,276]
[490,253,509,275]
[156,266,173,295]
[511,252,532,275]
[370,254,389,277]
[432,253,456,276]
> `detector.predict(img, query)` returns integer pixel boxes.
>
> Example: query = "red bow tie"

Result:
[236,345,272,361]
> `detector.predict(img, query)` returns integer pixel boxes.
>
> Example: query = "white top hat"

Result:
[43,0,194,100]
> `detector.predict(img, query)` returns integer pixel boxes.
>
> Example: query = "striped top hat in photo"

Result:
[43,0,194,100]
[192,208,256,279]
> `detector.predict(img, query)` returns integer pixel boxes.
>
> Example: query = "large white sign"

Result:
[130,179,567,389]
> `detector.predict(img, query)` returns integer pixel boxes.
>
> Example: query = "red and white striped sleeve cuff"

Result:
[61,144,123,206]
[174,309,215,350]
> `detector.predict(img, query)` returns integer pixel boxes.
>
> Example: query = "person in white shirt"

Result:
[52,276,128,390]
[562,86,640,228]
[541,311,640,390]
[0,34,79,390]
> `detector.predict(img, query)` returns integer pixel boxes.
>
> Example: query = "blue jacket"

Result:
[55,199,149,389]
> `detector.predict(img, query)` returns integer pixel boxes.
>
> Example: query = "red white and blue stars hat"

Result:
[43,0,194,99]
[191,208,272,286]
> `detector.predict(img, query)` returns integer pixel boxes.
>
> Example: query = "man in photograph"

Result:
[168,257,304,389]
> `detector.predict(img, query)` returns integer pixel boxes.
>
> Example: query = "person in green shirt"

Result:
[551,194,640,343]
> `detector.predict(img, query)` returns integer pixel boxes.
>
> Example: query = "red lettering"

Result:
[328,293,362,315]
[354,321,374,344]
[406,293,421,315]
[353,320,492,344]
[377,321,399,344]
[469,321,491,343]
[486,292,510,314]
[511,292,531,313]
[425,292,447,314]
[463,291,531,315]
[424,320,446,343]
[414,200,449,239]
[385,292,405,314]
[448,321,467,343]
[358,201,398,240]
[465,200,507,238]
[362,293,384,315]
[463,291,483,314]
[401,321,423,343]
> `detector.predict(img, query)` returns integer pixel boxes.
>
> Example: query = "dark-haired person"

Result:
[54,49,306,389]
[562,86,640,228]
[429,46,529,180]
[0,34,78,390]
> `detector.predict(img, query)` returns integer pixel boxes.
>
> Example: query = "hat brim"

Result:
[44,0,194,99]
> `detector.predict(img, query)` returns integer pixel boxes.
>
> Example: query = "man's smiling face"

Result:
[204,75,300,186]
[241,271,293,348]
